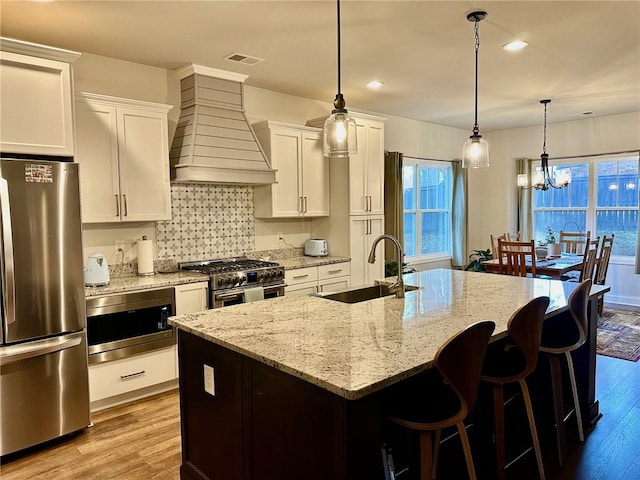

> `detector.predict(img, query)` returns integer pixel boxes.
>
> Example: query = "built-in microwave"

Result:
[86,287,176,365]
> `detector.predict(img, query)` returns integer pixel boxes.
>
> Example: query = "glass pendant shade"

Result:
[323,0,357,158]
[462,133,489,168]
[323,109,357,157]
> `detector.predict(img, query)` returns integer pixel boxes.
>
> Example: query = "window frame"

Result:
[402,158,453,263]
[531,152,639,263]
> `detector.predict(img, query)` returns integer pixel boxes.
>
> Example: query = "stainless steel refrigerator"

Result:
[0,158,90,456]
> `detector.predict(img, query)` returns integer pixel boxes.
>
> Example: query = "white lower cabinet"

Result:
[285,263,351,295]
[89,345,176,406]
[175,282,209,313]
[88,281,208,410]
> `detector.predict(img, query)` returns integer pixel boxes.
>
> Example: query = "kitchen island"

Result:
[170,269,608,480]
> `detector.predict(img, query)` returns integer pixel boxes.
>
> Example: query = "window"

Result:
[403,160,453,259]
[532,153,639,257]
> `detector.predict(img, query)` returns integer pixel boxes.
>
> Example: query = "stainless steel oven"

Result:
[179,257,286,309]
[85,287,176,364]
[212,284,285,308]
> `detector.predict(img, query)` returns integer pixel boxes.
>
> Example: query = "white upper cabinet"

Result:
[348,115,385,216]
[0,37,80,156]
[75,93,172,223]
[253,121,329,218]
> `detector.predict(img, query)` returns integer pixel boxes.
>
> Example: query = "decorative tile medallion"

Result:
[156,184,255,262]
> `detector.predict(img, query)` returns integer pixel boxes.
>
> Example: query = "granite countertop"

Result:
[170,269,608,400]
[85,271,209,298]
[277,255,350,270]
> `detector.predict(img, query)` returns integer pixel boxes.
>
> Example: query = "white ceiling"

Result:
[1,1,639,131]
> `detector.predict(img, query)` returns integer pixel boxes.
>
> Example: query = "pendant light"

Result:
[323,0,357,158]
[462,10,489,168]
[517,99,571,190]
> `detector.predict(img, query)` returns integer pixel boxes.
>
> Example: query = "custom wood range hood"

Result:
[170,64,276,185]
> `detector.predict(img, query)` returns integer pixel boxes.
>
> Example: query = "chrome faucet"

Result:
[368,234,405,299]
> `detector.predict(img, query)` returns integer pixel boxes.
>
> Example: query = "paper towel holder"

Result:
[137,235,156,277]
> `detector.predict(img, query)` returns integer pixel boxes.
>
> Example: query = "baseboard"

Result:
[604,294,640,308]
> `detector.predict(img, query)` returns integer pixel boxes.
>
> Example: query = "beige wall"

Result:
[74,54,639,305]
[468,111,640,252]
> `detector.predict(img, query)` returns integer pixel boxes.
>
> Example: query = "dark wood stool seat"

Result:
[540,279,591,466]
[386,320,495,480]
[480,296,550,480]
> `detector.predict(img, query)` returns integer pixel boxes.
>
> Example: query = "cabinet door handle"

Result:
[115,195,120,217]
[120,370,145,380]
[299,197,303,214]
[328,269,343,274]
[366,196,370,211]
[304,196,308,213]
[123,194,128,216]
[293,274,309,279]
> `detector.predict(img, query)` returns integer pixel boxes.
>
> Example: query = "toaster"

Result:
[304,239,328,257]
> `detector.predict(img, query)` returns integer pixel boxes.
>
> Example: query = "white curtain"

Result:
[451,160,468,268]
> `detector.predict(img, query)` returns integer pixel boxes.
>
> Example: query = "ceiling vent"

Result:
[170,64,276,185]
[224,52,264,66]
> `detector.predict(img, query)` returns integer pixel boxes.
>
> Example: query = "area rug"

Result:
[597,308,640,362]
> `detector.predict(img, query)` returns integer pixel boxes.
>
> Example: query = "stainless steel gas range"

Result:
[179,257,286,308]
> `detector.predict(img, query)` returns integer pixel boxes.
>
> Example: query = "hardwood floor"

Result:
[1,305,638,479]
[0,390,181,480]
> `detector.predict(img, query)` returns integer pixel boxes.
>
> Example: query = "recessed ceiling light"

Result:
[502,40,528,51]
[367,80,384,89]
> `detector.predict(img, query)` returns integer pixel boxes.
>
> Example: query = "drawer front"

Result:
[285,267,318,285]
[285,282,318,296]
[89,345,176,401]
[318,263,351,280]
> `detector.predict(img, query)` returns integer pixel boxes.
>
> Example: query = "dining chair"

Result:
[559,231,591,255]
[563,237,599,283]
[386,321,496,480]
[540,279,591,467]
[497,239,537,277]
[480,296,550,480]
[594,234,615,315]
[490,233,506,259]
[504,231,521,241]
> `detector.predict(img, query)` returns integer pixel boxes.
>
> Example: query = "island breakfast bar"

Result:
[170,269,609,480]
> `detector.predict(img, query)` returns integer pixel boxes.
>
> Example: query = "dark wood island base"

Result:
[178,331,385,480]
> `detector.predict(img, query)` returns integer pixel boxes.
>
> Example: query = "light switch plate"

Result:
[203,364,215,396]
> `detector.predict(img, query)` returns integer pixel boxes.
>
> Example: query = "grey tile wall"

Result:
[156,184,255,262]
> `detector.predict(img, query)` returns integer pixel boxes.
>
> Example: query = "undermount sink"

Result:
[317,283,420,304]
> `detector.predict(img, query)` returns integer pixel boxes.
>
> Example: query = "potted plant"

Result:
[464,248,493,272]
[540,226,561,257]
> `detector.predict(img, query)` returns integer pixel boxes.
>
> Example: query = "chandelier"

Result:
[517,99,571,190]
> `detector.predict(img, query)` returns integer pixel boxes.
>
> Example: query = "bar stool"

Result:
[480,296,550,480]
[539,279,591,466]
[385,320,495,480]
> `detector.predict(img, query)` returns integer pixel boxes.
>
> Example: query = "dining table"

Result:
[483,254,584,279]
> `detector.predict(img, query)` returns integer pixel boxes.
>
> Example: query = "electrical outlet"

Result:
[203,364,215,396]
[276,232,284,244]
[114,240,125,254]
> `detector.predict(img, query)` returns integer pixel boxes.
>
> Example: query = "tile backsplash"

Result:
[156,184,255,262]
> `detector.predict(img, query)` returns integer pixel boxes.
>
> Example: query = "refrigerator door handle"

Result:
[0,177,16,325]
[0,332,84,366]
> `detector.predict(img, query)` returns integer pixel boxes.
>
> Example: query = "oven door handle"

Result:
[216,291,245,301]
[215,284,286,301]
